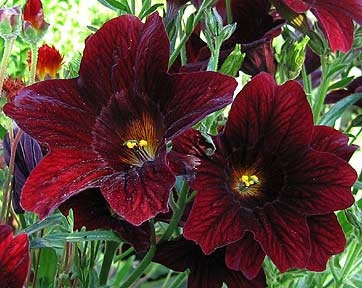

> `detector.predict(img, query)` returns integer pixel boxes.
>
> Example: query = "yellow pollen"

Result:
[139,139,148,147]
[125,141,137,149]
[240,175,259,188]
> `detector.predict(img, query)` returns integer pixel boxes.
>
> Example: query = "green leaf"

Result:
[21,214,64,235]
[219,44,245,76]
[36,247,58,288]
[319,93,362,126]
[354,181,362,190]
[0,123,7,139]
[43,230,122,243]
[351,115,362,127]
[139,3,164,19]
[328,76,355,91]
[97,0,130,12]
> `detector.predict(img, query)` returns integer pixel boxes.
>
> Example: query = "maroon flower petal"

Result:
[183,153,257,254]
[163,72,237,139]
[312,8,354,52]
[225,232,266,280]
[59,189,151,252]
[0,225,29,288]
[134,13,169,103]
[241,42,276,76]
[253,203,310,272]
[78,15,143,101]
[306,213,346,271]
[282,149,356,215]
[20,149,112,218]
[224,73,313,156]
[4,79,97,149]
[154,237,266,288]
[101,154,175,226]
[280,0,309,12]
[311,126,358,161]
[167,128,214,178]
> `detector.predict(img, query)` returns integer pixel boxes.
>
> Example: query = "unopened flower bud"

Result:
[22,0,49,43]
[0,6,21,39]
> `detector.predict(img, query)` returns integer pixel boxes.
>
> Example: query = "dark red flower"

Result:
[183,0,284,75]
[4,13,236,226]
[325,76,362,107]
[153,237,266,288]
[0,225,30,288]
[27,44,63,80]
[23,0,48,31]
[177,73,357,276]
[273,0,362,52]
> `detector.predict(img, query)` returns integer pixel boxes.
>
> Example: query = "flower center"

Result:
[230,170,262,199]
[120,114,160,167]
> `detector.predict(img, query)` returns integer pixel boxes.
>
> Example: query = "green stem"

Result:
[0,37,15,97]
[169,0,215,68]
[29,43,39,84]
[160,182,188,242]
[208,41,221,72]
[119,220,156,288]
[312,56,329,124]
[335,241,362,288]
[301,62,312,104]
[225,0,232,24]
[99,241,119,286]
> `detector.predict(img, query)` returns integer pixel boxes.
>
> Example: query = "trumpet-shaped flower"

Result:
[4,13,236,226]
[179,73,357,277]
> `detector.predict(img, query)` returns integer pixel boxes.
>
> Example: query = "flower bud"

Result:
[0,6,21,39]
[22,0,49,43]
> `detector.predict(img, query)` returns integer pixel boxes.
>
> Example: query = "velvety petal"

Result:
[280,0,309,12]
[154,237,266,288]
[163,72,237,139]
[311,126,358,161]
[20,149,112,218]
[167,128,215,179]
[282,149,356,215]
[0,225,29,288]
[225,232,266,280]
[306,213,346,271]
[306,0,362,24]
[101,154,175,226]
[134,13,169,103]
[78,15,143,101]
[241,42,276,76]
[253,203,310,272]
[3,130,43,213]
[59,189,151,252]
[4,79,97,149]
[183,151,256,254]
[224,73,313,156]
[312,8,354,52]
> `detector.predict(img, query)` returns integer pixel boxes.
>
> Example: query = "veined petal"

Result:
[225,232,266,280]
[306,213,346,271]
[101,154,175,226]
[282,149,356,215]
[163,72,236,139]
[60,189,151,252]
[78,15,143,101]
[4,79,96,149]
[0,225,29,288]
[253,203,310,272]
[311,126,358,161]
[279,0,310,12]
[20,149,112,218]
[312,8,354,52]
[134,13,169,103]
[224,73,313,157]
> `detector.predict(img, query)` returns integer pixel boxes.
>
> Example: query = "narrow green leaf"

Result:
[139,3,164,19]
[354,181,362,190]
[44,230,122,243]
[328,76,355,91]
[0,123,7,139]
[21,214,64,235]
[219,44,244,76]
[319,93,362,126]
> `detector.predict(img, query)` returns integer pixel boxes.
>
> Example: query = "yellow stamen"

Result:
[125,141,137,149]
[139,139,148,147]
[240,175,259,188]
